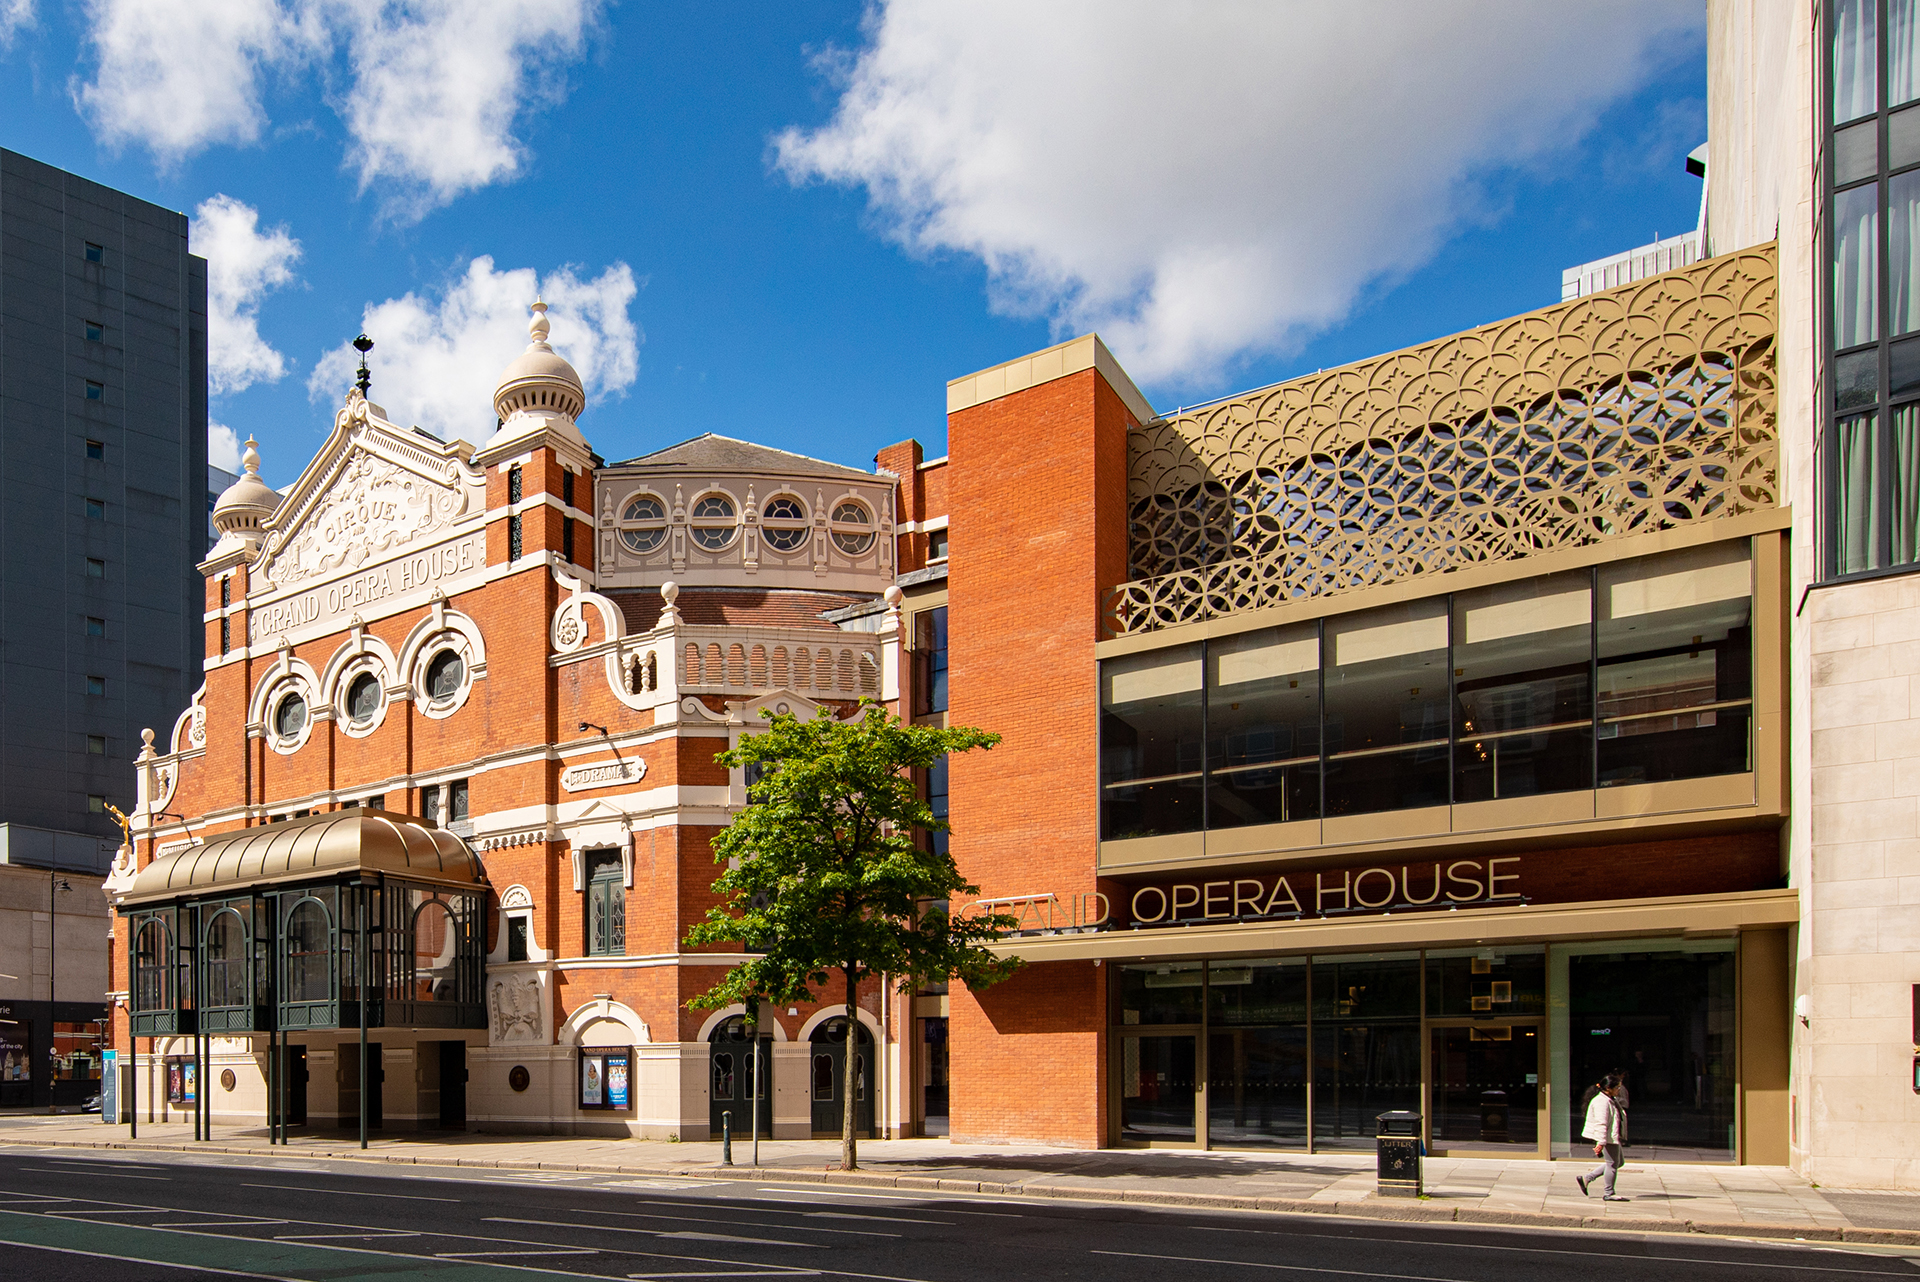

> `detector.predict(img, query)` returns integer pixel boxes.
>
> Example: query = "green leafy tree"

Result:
[685,700,1020,1170]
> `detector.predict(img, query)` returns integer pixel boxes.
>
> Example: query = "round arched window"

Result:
[425,651,465,702]
[761,495,809,551]
[830,501,875,555]
[691,493,736,550]
[347,673,382,724]
[274,693,307,739]
[619,495,667,552]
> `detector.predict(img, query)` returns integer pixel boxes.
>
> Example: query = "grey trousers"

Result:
[1585,1143,1623,1196]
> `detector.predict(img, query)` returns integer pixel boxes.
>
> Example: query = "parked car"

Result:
[80,1094,100,1114]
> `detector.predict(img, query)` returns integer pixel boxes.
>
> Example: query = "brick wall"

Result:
[944,366,1136,1147]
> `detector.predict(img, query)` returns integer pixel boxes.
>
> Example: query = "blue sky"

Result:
[2,2,1707,486]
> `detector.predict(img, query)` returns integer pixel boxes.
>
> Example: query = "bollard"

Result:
[722,1110,733,1166]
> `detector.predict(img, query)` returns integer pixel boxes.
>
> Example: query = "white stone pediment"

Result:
[256,393,487,592]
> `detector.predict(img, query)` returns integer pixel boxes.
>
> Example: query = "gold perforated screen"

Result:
[1109,246,1778,636]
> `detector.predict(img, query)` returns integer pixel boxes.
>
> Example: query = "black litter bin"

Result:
[1376,1110,1422,1197]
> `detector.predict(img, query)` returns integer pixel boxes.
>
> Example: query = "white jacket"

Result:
[1582,1091,1625,1144]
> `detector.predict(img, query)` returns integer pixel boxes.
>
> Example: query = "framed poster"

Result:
[580,1053,603,1107]
[167,1058,197,1104]
[579,1047,632,1111]
[605,1052,630,1110]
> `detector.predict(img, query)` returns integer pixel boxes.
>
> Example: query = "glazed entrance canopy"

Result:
[122,810,482,905]
[123,809,488,1038]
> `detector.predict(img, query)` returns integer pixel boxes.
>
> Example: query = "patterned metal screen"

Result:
[1109,247,1778,636]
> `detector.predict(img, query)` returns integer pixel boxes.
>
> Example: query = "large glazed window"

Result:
[1100,643,1204,838]
[1826,0,1920,578]
[1206,624,1319,827]
[1451,572,1593,804]
[285,900,330,1003]
[1322,601,1450,817]
[203,910,248,1009]
[1597,543,1752,787]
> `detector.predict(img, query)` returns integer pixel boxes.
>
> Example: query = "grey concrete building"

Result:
[0,148,206,1108]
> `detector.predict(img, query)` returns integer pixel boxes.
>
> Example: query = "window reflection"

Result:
[1097,541,1758,843]
[1323,602,1449,816]
[1100,643,1204,838]
[1597,544,1752,786]
[1206,625,1319,827]
[1452,573,1592,803]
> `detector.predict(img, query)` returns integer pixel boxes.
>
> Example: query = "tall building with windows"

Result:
[0,149,208,1110]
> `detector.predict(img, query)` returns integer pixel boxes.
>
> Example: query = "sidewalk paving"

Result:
[3,1114,1915,1246]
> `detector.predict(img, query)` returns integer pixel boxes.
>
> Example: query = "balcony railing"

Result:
[672,623,882,699]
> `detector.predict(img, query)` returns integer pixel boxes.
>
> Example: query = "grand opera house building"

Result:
[105,0,1920,1189]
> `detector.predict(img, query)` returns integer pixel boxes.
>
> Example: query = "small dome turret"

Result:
[492,300,586,422]
[212,437,282,548]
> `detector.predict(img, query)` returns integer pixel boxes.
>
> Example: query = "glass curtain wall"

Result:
[1114,951,1548,1150]
[1827,0,1920,577]
[1098,544,1754,837]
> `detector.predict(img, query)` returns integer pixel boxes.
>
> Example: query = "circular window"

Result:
[830,500,875,555]
[761,495,809,552]
[691,493,736,550]
[426,650,465,702]
[619,495,667,553]
[346,673,383,724]
[274,693,307,739]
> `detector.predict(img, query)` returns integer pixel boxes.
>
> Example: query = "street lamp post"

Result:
[46,874,71,1114]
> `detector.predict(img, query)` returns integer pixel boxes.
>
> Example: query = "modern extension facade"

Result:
[1,149,208,1110]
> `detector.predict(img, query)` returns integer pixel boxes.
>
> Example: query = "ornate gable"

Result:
[256,391,488,591]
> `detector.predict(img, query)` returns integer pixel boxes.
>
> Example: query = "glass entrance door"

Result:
[1119,1035,1197,1143]
[1429,1024,1540,1152]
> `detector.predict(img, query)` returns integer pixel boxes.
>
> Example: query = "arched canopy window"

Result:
[285,898,331,1004]
[412,899,456,1002]
[203,909,249,1009]
[133,919,171,1013]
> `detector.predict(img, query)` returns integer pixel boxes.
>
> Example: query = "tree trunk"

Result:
[841,964,859,1171]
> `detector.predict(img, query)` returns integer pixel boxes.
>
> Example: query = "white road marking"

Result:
[21,1166,170,1180]
[242,1182,457,1202]
[274,1231,422,1241]
[153,1220,292,1227]
[0,1238,296,1280]
[434,1249,600,1258]
[803,1210,948,1225]
[575,1207,900,1237]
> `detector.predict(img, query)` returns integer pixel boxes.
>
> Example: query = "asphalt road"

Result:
[0,1146,1911,1282]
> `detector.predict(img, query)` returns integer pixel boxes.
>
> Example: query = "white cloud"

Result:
[0,0,37,46]
[333,0,601,217]
[210,422,244,473]
[72,0,311,161]
[71,0,601,215]
[192,195,303,394]
[776,1,1703,388]
[307,256,640,442]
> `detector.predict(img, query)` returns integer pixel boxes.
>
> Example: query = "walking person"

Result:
[1577,1073,1630,1202]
